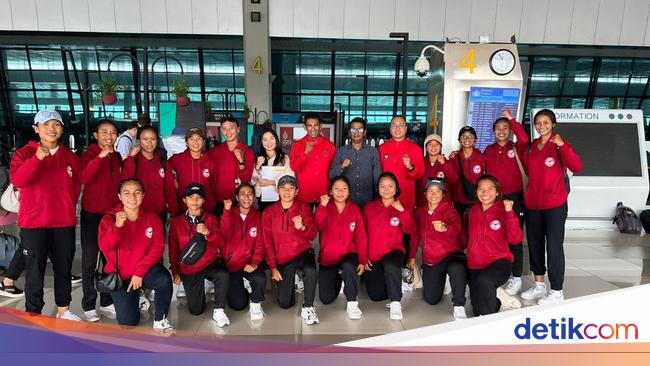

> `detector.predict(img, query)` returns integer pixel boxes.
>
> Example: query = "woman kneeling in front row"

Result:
[408,178,467,320]
[466,175,523,316]
[98,178,173,331]
[168,183,231,328]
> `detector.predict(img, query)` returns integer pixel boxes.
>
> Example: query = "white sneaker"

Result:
[520,283,547,300]
[401,280,412,294]
[453,306,467,320]
[346,301,362,320]
[83,310,100,322]
[388,301,403,320]
[295,274,304,293]
[504,277,522,296]
[497,287,522,311]
[57,310,81,321]
[99,304,117,319]
[176,283,186,298]
[243,278,252,294]
[249,302,265,321]
[300,306,319,325]
[443,275,452,295]
[153,316,174,332]
[147,290,155,302]
[212,308,230,327]
[205,279,215,294]
[538,289,564,305]
[139,295,151,312]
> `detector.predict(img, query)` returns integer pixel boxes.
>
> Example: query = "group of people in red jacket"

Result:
[5,107,581,332]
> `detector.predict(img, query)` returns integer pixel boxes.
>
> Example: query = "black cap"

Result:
[277,175,297,189]
[425,178,446,192]
[183,183,206,199]
[458,126,477,140]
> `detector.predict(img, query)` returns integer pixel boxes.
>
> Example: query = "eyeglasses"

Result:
[350,128,364,133]
[460,135,476,141]
[391,124,407,129]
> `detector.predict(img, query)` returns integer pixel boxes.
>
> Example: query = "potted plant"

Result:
[98,77,119,105]
[242,103,251,121]
[204,101,214,120]
[172,78,191,107]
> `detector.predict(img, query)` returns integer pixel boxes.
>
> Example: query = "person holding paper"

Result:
[251,128,293,211]
[483,110,529,296]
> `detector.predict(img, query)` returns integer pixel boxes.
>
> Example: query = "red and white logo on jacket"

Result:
[349,222,356,231]
[473,165,482,174]
[159,168,165,178]
[202,168,210,178]
[544,157,555,167]
[249,227,258,238]
[507,149,515,158]
[490,220,502,230]
[66,165,73,177]
[390,217,400,227]
[437,171,445,178]
[145,227,153,238]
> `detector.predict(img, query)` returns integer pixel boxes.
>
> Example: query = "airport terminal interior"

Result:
[1,0,650,344]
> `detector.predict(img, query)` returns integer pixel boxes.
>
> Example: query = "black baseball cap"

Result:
[183,183,206,199]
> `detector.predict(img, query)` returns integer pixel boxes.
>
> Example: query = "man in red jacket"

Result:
[79,119,121,322]
[378,115,424,210]
[11,110,81,320]
[208,117,255,216]
[263,175,319,325]
[290,114,336,206]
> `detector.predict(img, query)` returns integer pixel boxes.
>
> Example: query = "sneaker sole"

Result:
[85,317,100,322]
[390,315,403,320]
[348,314,362,320]
[0,290,24,298]
[250,314,264,321]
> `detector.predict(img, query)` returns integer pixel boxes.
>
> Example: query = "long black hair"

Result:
[258,128,286,166]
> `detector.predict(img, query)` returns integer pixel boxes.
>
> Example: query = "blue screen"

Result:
[466,87,521,151]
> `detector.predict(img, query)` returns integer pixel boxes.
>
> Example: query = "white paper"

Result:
[260,166,291,202]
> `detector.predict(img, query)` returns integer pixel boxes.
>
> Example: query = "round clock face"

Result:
[490,49,516,76]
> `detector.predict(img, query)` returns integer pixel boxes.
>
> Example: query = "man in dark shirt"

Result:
[328,117,382,207]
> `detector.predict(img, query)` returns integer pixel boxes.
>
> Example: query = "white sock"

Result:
[512,277,521,282]
[535,281,546,288]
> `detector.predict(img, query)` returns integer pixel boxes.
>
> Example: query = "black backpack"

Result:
[613,202,642,235]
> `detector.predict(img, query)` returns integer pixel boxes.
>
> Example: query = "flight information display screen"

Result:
[466,87,521,151]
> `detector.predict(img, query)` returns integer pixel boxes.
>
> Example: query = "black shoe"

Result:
[0,282,24,298]
[71,274,82,285]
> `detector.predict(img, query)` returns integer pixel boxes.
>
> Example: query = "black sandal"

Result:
[0,282,24,298]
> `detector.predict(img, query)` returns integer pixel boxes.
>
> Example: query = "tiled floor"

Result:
[1,227,648,344]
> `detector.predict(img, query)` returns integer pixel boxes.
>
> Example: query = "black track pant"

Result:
[468,260,511,316]
[503,191,525,277]
[318,253,359,304]
[525,203,568,290]
[20,227,75,314]
[363,250,404,302]
[422,252,467,307]
[227,267,266,311]
[180,260,229,315]
[276,249,317,309]
[80,210,113,311]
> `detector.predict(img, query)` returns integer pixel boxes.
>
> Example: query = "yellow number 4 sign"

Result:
[460,49,476,73]
[251,56,264,74]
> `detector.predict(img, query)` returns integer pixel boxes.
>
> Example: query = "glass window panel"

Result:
[4,49,29,70]
[334,76,363,93]
[366,54,396,77]
[28,49,64,70]
[562,57,593,95]
[300,95,330,111]
[529,57,562,95]
[301,75,331,93]
[300,53,331,75]
[595,58,633,96]
[625,97,641,109]
[593,97,625,109]
[558,97,586,109]
[628,59,650,96]
[335,53,365,76]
